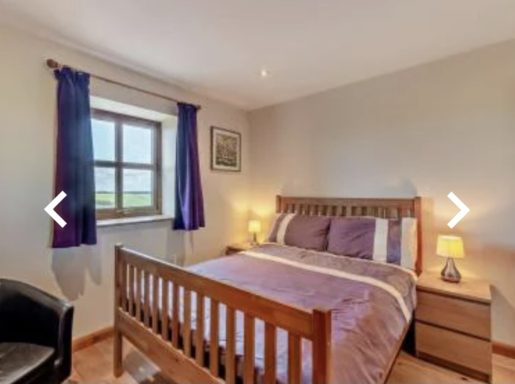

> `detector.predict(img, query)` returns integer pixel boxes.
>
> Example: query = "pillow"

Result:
[267,214,331,251]
[327,217,418,269]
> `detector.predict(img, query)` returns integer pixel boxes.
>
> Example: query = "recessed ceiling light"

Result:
[260,68,269,78]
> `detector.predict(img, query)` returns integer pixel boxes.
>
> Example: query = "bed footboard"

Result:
[113,245,332,384]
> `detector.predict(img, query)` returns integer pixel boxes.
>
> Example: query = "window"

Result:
[92,109,162,219]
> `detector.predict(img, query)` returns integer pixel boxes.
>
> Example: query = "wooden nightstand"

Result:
[415,273,492,382]
[225,242,254,255]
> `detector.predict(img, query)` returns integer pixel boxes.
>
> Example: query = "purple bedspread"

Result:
[184,243,417,384]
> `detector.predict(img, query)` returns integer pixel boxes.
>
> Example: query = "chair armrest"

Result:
[0,279,74,382]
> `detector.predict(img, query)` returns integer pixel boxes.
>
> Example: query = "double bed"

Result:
[113,195,422,383]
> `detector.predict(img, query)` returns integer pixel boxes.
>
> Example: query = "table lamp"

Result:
[248,219,261,245]
[437,235,465,283]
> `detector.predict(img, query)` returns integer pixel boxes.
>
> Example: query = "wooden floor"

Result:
[69,337,515,384]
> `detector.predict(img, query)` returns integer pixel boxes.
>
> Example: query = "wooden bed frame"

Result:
[113,195,423,383]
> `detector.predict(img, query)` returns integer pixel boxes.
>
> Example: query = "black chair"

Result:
[0,279,73,384]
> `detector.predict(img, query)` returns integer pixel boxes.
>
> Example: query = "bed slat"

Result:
[161,279,169,340]
[114,246,123,377]
[144,271,150,327]
[225,306,236,384]
[152,275,159,333]
[128,265,134,316]
[312,309,331,384]
[264,323,277,384]
[195,293,205,365]
[120,260,127,312]
[183,289,192,357]
[288,334,301,384]
[135,268,141,322]
[244,314,255,384]
[209,299,219,376]
[172,283,180,347]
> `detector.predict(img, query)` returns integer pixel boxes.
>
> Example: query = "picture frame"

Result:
[210,126,241,172]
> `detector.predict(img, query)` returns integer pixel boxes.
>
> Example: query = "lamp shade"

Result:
[436,235,465,259]
[248,220,261,234]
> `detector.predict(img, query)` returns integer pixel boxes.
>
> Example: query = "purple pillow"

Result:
[327,217,376,259]
[268,214,331,251]
[327,217,418,269]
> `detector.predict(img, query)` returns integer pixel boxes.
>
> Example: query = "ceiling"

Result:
[2,0,515,110]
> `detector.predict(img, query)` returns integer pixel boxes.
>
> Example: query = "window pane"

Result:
[92,119,115,161]
[95,167,115,208]
[123,169,153,208]
[123,124,153,164]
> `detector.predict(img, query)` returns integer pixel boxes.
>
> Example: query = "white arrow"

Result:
[447,192,470,229]
[44,191,67,228]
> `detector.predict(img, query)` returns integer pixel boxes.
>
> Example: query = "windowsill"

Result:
[97,214,173,228]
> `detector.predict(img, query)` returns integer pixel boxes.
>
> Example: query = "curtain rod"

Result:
[46,58,202,110]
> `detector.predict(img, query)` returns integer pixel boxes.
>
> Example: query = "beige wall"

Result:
[0,25,250,337]
[249,40,515,346]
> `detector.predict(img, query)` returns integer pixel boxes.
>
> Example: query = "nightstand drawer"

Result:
[416,322,492,378]
[416,290,490,339]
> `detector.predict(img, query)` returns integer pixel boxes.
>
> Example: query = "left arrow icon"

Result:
[45,191,67,228]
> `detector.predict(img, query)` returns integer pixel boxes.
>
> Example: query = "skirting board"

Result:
[72,326,114,352]
[493,341,515,359]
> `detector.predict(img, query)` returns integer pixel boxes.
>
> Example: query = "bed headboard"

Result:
[275,195,423,274]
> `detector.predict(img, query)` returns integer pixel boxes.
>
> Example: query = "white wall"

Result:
[0,25,250,337]
[249,40,515,346]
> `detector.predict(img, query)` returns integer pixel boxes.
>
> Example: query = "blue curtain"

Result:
[52,67,97,248]
[174,103,205,230]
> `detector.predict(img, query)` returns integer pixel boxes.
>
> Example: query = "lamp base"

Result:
[250,233,259,246]
[441,257,461,283]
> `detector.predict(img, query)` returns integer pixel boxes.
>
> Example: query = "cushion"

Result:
[268,214,331,251]
[327,217,418,269]
[0,342,55,384]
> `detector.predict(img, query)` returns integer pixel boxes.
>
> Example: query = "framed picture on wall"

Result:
[210,126,241,172]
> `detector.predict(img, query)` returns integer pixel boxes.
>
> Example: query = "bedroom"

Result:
[0,1,514,383]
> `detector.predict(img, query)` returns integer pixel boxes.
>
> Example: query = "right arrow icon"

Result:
[447,192,470,229]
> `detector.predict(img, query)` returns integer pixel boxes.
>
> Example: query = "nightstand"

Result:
[415,273,492,382]
[225,242,254,255]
